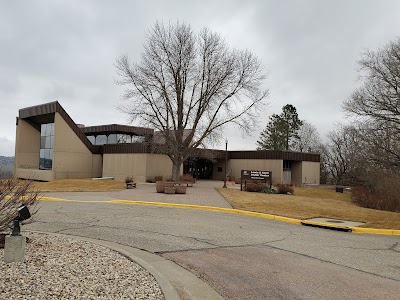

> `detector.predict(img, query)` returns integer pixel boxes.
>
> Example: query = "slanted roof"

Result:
[19,101,102,154]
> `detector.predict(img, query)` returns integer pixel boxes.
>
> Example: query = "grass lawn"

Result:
[217,186,400,230]
[26,179,125,192]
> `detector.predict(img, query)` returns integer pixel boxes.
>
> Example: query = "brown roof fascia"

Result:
[19,101,102,154]
[228,150,320,162]
[81,124,153,136]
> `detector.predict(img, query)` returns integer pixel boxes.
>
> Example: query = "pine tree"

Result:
[256,104,303,150]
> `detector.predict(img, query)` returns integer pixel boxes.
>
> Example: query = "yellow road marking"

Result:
[36,197,400,236]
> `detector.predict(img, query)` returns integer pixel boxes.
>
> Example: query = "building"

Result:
[14,101,320,184]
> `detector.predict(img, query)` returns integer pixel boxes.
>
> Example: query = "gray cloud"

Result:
[1,0,400,155]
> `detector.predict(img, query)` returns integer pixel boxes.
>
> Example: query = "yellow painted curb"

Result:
[36,197,400,236]
[301,220,353,231]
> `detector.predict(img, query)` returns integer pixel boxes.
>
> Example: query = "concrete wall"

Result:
[301,161,320,185]
[145,154,175,181]
[102,153,177,182]
[212,159,226,181]
[102,153,148,182]
[227,159,283,184]
[53,113,102,180]
[15,169,53,181]
[14,119,41,171]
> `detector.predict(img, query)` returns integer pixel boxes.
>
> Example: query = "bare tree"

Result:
[356,121,400,170]
[292,122,321,152]
[343,38,400,135]
[116,21,269,181]
[323,125,366,185]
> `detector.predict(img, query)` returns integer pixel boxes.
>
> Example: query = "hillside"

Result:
[0,156,14,166]
[0,156,14,178]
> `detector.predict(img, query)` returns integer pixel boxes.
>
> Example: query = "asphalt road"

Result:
[25,199,400,300]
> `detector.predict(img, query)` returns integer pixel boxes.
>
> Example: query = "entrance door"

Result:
[283,170,291,184]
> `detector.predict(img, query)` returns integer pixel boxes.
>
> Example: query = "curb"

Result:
[38,197,400,236]
[29,230,223,300]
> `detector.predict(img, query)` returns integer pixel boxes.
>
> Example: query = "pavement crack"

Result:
[54,224,97,234]
[389,242,399,253]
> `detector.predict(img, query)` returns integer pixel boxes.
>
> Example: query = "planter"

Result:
[156,181,174,193]
[126,182,136,189]
[164,187,176,194]
[175,185,187,194]
[0,233,7,249]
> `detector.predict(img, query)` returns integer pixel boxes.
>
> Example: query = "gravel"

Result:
[0,232,165,299]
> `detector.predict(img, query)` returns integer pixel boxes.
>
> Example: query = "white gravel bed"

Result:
[0,232,164,299]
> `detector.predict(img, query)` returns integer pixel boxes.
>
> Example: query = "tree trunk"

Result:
[172,160,181,182]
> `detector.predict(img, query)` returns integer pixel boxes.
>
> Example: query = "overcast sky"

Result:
[1,0,400,156]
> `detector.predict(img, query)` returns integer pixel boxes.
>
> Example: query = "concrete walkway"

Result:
[43,180,232,208]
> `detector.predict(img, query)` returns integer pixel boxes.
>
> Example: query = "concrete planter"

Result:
[164,187,176,194]
[0,233,6,249]
[156,181,174,193]
[175,185,187,194]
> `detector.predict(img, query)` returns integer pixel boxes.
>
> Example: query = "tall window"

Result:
[40,123,54,169]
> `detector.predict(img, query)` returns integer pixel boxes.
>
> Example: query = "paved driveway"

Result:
[25,182,400,299]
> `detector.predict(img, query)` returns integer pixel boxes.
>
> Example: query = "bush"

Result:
[154,176,163,182]
[180,174,193,182]
[125,176,134,184]
[245,182,267,192]
[275,184,294,194]
[351,173,400,212]
[0,178,39,232]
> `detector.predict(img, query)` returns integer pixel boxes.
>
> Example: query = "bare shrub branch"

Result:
[0,178,39,232]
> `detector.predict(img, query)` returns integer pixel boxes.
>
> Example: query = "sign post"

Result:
[240,170,272,191]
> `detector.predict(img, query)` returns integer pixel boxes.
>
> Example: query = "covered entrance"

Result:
[183,158,214,179]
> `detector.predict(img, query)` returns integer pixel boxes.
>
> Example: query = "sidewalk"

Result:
[42,180,233,208]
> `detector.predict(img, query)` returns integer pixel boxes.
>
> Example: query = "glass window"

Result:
[87,135,95,144]
[117,134,131,143]
[40,136,46,148]
[107,134,117,144]
[39,122,54,170]
[95,135,107,145]
[131,135,145,143]
[40,124,46,136]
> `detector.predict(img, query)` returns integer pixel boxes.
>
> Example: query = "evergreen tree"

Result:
[257,104,303,150]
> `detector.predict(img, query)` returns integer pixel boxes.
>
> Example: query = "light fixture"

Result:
[11,205,31,236]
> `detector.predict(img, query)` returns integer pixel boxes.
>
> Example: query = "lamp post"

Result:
[223,138,228,188]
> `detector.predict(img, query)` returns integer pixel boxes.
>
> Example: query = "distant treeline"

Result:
[0,156,14,178]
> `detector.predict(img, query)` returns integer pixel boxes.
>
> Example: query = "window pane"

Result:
[107,134,117,144]
[41,136,46,148]
[41,124,46,136]
[39,149,45,169]
[49,123,54,136]
[117,134,129,143]
[87,135,95,144]
[45,136,51,149]
[96,135,107,145]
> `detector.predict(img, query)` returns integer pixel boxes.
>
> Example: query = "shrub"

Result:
[125,176,134,184]
[180,174,193,182]
[275,184,294,194]
[351,173,400,212]
[0,178,39,232]
[154,176,163,182]
[245,182,266,192]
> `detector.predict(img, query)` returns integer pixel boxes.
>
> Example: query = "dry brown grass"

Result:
[218,187,400,230]
[25,179,125,192]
